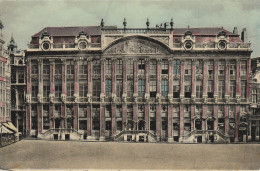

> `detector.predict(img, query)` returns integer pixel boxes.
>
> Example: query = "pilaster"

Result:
[74,59,79,102]
[179,105,184,141]
[190,105,195,131]
[87,105,92,137]
[236,60,241,102]
[37,104,42,134]
[213,105,218,130]
[202,105,207,130]
[73,104,78,130]
[235,105,240,142]
[214,60,219,102]
[167,104,173,142]
[111,104,116,137]
[26,105,31,137]
[168,58,173,103]
[180,60,184,99]
[202,60,208,102]
[145,104,149,130]
[156,104,161,141]
[99,104,105,140]
[224,105,229,136]
[225,60,230,102]
[246,59,251,101]
[49,60,55,102]
[191,59,196,100]
[49,104,54,129]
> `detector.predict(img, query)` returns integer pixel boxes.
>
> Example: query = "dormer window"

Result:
[184,40,193,50]
[218,40,227,50]
[78,41,87,50]
[42,41,50,51]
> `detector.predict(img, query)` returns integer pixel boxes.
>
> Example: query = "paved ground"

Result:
[0,140,259,170]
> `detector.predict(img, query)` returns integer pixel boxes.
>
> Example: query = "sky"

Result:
[0,0,260,57]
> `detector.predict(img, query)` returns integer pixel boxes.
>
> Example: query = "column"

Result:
[145,59,150,130]
[235,105,240,142]
[26,59,31,137]
[246,59,251,101]
[99,104,105,140]
[49,104,54,128]
[122,59,127,130]
[87,58,92,138]
[133,59,138,129]
[224,105,229,137]
[225,60,230,101]
[111,59,116,136]
[236,60,241,100]
[213,105,218,130]
[49,60,55,128]
[156,59,161,140]
[61,59,66,128]
[190,105,195,131]
[74,59,79,130]
[179,105,184,141]
[202,60,208,101]
[180,60,184,99]
[214,60,218,102]
[167,104,173,142]
[191,59,196,99]
[38,59,43,134]
[202,105,207,130]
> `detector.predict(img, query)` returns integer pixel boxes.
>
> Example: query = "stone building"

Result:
[9,36,26,139]
[249,57,260,142]
[25,19,252,143]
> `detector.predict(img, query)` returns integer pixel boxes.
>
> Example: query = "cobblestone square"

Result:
[0,140,259,170]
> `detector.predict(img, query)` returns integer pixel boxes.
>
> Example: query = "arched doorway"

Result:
[127,120,134,130]
[138,120,145,130]
[207,117,214,130]
[194,118,202,130]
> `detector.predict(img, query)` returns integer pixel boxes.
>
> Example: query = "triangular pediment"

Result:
[103,37,170,55]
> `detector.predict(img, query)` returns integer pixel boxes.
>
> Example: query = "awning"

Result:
[0,124,13,134]
[2,122,17,133]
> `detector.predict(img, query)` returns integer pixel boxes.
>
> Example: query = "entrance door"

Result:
[127,120,134,130]
[55,118,60,129]
[138,120,145,130]
[195,120,202,130]
[207,120,214,130]
[252,126,256,141]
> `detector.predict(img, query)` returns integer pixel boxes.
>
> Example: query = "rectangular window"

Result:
[31,63,38,75]
[43,116,50,130]
[196,60,202,75]
[116,59,122,75]
[31,85,38,98]
[66,82,74,98]
[218,80,225,99]
[55,81,62,98]
[208,60,214,78]
[117,121,122,131]
[162,120,167,130]
[116,105,122,118]
[185,85,191,98]
[150,60,157,75]
[218,60,225,75]
[127,60,133,74]
[172,107,179,117]
[138,59,145,75]
[106,121,111,130]
[150,79,157,98]
[230,61,236,76]
[184,60,191,75]
[55,63,62,75]
[92,60,100,74]
[173,60,180,75]
[105,80,112,96]
[161,60,168,74]
[92,80,101,98]
[207,81,214,98]
[43,85,50,98]
[43,64,50,75]
[18,70,24,83]
[252,88,257,103]
[105,59,112,75]
[230,81,236,98]
[173,85,180,98]
[127,81,133,98]
[79,83,87,97]
[138,79,145,97]
[79,60,88,75]
[240,61,247,76]
[116,80,122,97]
[241,81,246,99]
[161,80,168,97]
[150,120,156,130]
[79,120,87,130]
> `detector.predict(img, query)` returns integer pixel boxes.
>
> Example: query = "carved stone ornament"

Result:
[168,94,173,103]
[54,75,62,80]
[66,75,74,80]
[122,94,127,103]
[180,96,184,104]
[191,95,196,104]
[74,94,79,103]
[31,75,38,80]
[214,95,218,103]
[203,95,207,103]
[225,95,230,103]
[26,94,31,103]
[161,75,168,80]
[138,75,145,79]
[133,93,138,103]
[127,75,133,80]
[145,93,150,102]
[87,94,92,103]
[111,94,117,103]
[104,38,168,55]
[173,74,180,80]
[49,93,55,103]
[156,93,161,103]
[196,74,203,80]
[92,74,100,79]
[150,36,169,46]
[100,93,105,102]
[61,94,66,103]
[236,95,241,103]
[37,93,43,103]
[105,75,112,79]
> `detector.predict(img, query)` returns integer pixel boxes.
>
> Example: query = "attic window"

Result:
[184,40,193,50]
[218,40,227,50]
[42,41,50,51]
[78,41,87,50]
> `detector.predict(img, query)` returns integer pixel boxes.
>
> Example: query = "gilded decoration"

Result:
[104,38,168,54]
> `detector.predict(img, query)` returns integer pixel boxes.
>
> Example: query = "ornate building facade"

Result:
[25,20,252,143]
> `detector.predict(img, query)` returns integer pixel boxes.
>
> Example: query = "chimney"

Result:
[233,27,238,34]
[241,28,247,42]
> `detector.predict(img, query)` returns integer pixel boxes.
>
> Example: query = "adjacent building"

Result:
[25,19,252,143]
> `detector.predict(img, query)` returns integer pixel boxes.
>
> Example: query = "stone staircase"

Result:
[38,128,83,140]
[114,130,157,142]
[183,130,229,143]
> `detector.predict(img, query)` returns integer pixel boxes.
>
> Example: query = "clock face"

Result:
[184,41,193,50]
[78,41,87,50]
[42,42,50,51]
[218,41,227,50]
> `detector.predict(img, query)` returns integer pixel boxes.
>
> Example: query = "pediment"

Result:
[103,37,170,55]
